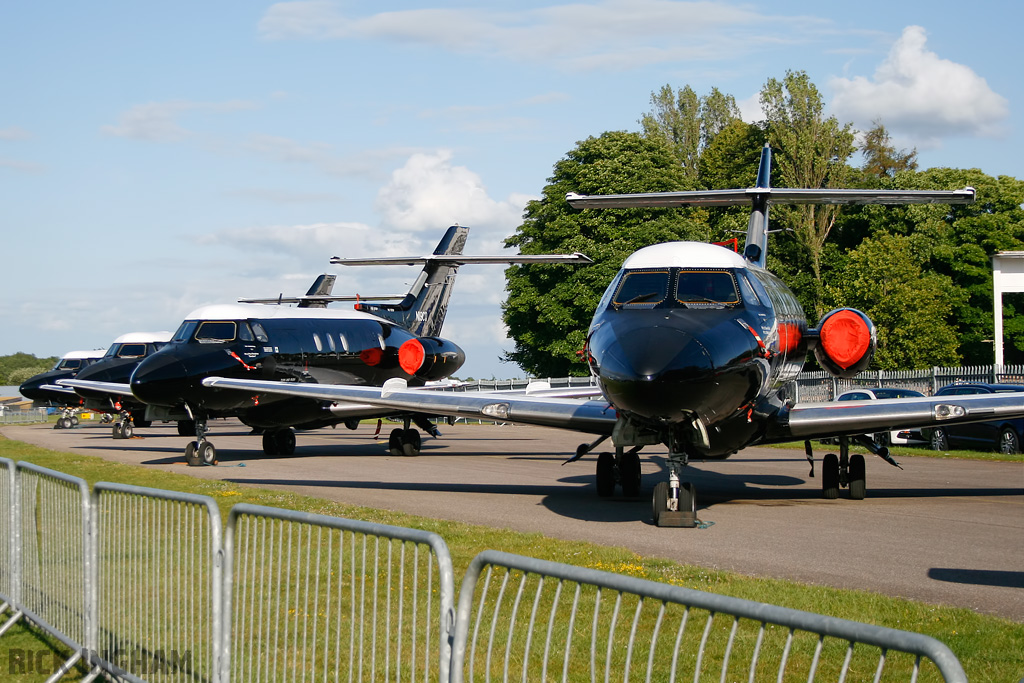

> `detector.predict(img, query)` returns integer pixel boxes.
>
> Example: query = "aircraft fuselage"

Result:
[130,303,464,429]
[586,242,807,458]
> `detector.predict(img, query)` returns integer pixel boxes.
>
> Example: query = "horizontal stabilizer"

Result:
[239,294,408,304]
[566,187,976,209]
[330,253,593,266]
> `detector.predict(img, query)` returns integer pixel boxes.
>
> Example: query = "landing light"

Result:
[482,403,510,420]
[934,403,966,420]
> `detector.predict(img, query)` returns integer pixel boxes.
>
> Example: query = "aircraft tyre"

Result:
[388,429,404,456]
[199,441,217,466]
[619,450,641,497]
[595,452,615,497]
[185,442,201,467]
[401,429,421,456]
[121,420,134,439]
[262,431,279,456]
[822,453,839,499]
[849,453,866,500]
[111,423,122,439]
[277,428,296,456]
[652,481,668,525]
[71,415,79,427]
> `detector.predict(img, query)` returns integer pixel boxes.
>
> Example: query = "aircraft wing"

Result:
[38,383,80,396]
[57,378,133,396]
[202,377,616,435]
[770,393,1024,443]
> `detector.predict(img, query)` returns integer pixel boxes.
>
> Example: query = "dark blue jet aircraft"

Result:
[200,147,1023,527]
[64,226,589,466]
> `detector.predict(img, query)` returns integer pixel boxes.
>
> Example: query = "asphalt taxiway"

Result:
[3,419,1022,621]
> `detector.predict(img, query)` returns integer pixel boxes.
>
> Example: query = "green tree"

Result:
[826,232,963,369]
[0,353,57,386]
[502,131,702,376]
[760,70,856,318]
[861,120,917,180]
[640,84,740,183]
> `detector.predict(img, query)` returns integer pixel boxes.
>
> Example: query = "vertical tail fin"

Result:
[334,226,470,336]
[743,144,772,268]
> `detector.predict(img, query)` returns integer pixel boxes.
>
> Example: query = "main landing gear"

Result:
[386,415,439,457]
[805,434,902,500]
[52,408,80,430]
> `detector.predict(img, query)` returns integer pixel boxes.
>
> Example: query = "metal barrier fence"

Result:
[450,550,967,683]
[90,482,223,682]
[14,461,93,678]
[223,504,455,683]
[0,407,51,424]
[0,459,14,621]
[0,463,969,682]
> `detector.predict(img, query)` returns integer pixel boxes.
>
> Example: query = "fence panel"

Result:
[91,482,223,682]
[223,504,455,683]
[15,461,92,673]
[450,550,967,683]
[0,458,14,610]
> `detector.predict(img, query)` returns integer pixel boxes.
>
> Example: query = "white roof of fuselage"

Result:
[622,241,748,270]
[111,331,174,344]
[182,303,389,324]
[62,349,107,360]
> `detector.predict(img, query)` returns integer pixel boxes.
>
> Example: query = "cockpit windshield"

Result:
[612,270,669,308]
[676,270,740,305]
[611,268,741,309]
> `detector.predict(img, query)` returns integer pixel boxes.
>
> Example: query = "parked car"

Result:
[834,387,926,446]
[921,383,1024,454]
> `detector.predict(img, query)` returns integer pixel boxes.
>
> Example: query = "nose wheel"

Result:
[183,411,218,466]
[652,455,698,527]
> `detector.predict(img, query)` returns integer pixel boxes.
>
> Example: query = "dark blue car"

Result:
[924,383,1024,453]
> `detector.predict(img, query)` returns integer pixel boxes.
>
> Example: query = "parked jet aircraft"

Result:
[20,348,107,410]
[201,146,1020,527]
[69,274,341,439]
[64,226,590,466]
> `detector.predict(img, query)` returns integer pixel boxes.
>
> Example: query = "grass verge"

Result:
[0,433,1021,681]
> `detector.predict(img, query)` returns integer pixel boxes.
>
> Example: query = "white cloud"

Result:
[375,150,530,236]
[258,1,826,71]
[830,26,1009,146]
[0,126,32,140]
[103,100,258,142]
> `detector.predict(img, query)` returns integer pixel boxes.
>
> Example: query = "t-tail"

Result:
[335,226,470,337]
[565,143,974,267]
[332,226,593,337]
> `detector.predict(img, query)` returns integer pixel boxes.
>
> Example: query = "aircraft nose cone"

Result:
[130,352,190,407]
[592,325,714,420]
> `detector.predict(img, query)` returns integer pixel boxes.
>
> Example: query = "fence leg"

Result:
[43,649,81,683]
[0,609,23,637]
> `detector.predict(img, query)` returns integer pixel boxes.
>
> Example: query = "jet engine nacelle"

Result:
[398,337,466,381]
[809,308,876,379]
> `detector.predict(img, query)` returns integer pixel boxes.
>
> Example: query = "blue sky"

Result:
[2,1,1019,379]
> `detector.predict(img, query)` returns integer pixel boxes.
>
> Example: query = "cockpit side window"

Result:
[675,270,740,305]
[194,321,237,343]
[172,321,199,343]
[612,270,670,308]
[58,359,82,371]
[250,321,270,343]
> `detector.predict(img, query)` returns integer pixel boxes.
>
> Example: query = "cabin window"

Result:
[195,321,237,343]
[326,334,336,352]
[339,334,350,353]
[612,270,670,308]
[250,322,270,343]
[313,333,323,352]
[116,344,147,358]
[675,270,740,305]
